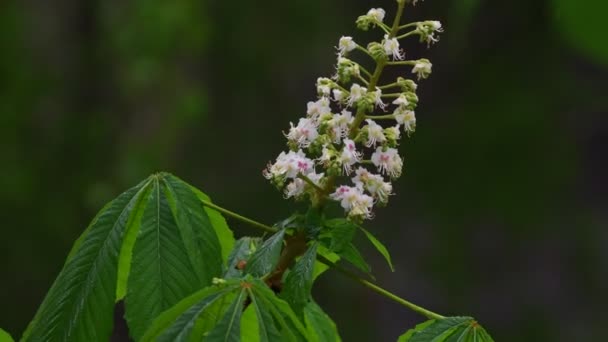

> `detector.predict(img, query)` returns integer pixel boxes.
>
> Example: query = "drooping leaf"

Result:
[304,301,341,342]
[398,317,495,342]
[205,287,248,342]
[140,284,238,341]
[339,243,371,275]
[281,244,318,316]
[359,226,394,271]
[251,279,309,341]
[325,218,357,253]
[21,178,153,342]
[0,328,14,342]
[125,175,226,340]
[245,229,286,277]
[225,237,261,279]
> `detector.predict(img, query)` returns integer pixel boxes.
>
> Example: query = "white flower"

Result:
[364,119,386,147]
[318,144,335,165]
[326,110,353,143]
[347,83,367,107]
[383,35,404,60]
[392,94,409,108]
[338,138,361,175]
[263,150,315,181]
[371,87,386,109]
[306,97,332,119]
[394,107,416,133]
[367,8,386,23]
[371,147,403,178]
[284,179,306,198]
[352,168,393,204]
[333,88,346,103]
[417,21,443,46]
[286,118,319,147]
[338,36,357,55]
[430,21,443,31]
[316,77,333,96]
[330,185,374,220]
[284,172,324,198]
[412,59,433,80]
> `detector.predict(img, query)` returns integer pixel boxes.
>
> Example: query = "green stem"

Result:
[200,199,277,234]
[349,0,406,139]
[398,22,418,30]
[381,93,401,98]
[316,254,445,320]
[378,82,400,90]
[395,30,419,40]
[297,173,325,193]
[387,60,417,66]
[365,114,395,120]
[200,199,445,320]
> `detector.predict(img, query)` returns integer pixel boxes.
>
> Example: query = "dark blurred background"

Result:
[1,0,607,340]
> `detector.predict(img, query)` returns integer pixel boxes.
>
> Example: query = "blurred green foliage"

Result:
[1,0,606,341]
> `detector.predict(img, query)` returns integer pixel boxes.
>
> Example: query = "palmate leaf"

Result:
[398,317,495,342]
[21,178,152,342]
[206,288,248,342]
[21,172,235,342]
[125,174,231,340]
[249,279,309,341]
[281,243,318,317]
[142,278,310,342]
[245,229,286,277]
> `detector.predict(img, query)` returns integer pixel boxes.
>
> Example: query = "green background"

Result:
[1,0,606,340]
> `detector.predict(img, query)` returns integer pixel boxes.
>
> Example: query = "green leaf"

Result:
[140,284,237,341]
[21,178,152,342]
[163,174,225,283]
[156,291,228,342]
[251,279,309,341]
[0,328,14,342]
[246,287,282,342]
[359,226,394,271]
[397,320,435,341]
[304,301,341,342]
[245,229,285,277]
[339,243,371,275]
[224,237,261,279]
[398,317,495,342]
[188,182,235,263]
[325,218,357,253]
[313,245,339,281]
[125,175,225,340]
[281,244,318,316]
[206,288,248,342]
[240,306,260,342]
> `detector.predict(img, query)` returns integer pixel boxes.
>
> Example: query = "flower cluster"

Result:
[264,3,442,221]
